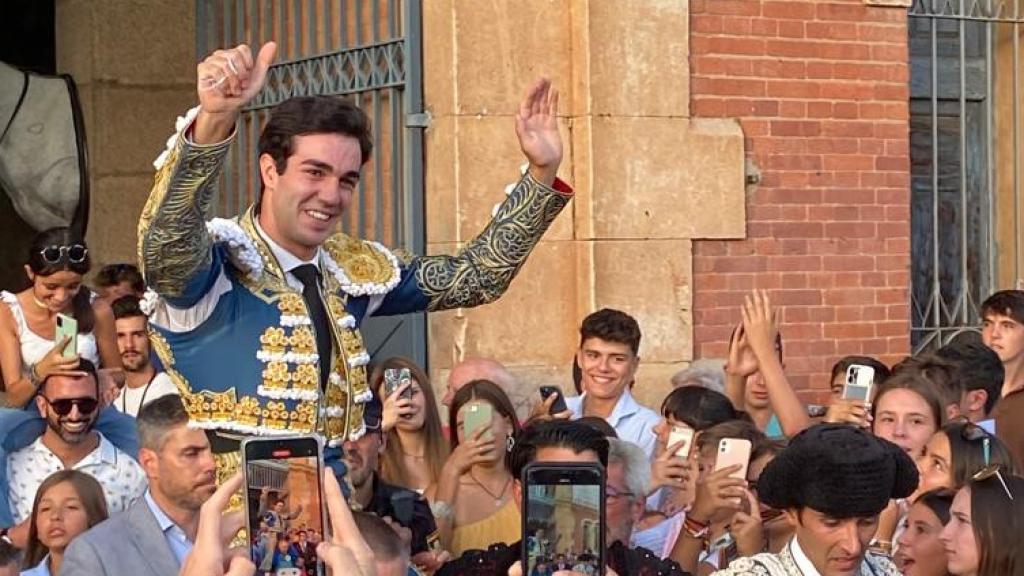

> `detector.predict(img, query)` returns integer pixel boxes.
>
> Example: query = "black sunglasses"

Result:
[43,396,99,416]
[39,244,88,265]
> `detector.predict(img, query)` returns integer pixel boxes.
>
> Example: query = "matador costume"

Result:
[138,105,572,474]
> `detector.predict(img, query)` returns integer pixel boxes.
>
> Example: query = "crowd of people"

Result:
[1,38,1023,576]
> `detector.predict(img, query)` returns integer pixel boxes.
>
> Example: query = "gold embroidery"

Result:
[138,133,232,297]
[235,397,262,428]
[261,361,291,391]
[415,171,570,311]
[340,328,365,358]
[277,293,306,316]
[289,326,316,353]
[260,327,289,353]
[293,364,318,391]
[184,389,239,423]
[323,233,400,286]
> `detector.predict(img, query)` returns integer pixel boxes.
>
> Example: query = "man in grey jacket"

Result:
[61,395,217,575]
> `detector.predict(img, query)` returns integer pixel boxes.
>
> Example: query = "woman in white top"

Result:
[0,228,120,408]
[20,469,109,576]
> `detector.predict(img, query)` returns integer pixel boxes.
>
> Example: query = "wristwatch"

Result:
[429,500,454,521]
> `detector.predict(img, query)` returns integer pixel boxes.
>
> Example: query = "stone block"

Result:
[583,0,689,116]
[93,0,196,85]
[423,0,455,116]
[588,239,693,364]
[91,86,196,176]
[55,0,95,84]
[432,364,569,422]
[632,361,689,414]
[427,239,581,369]
[453,0,572,115]
[574,117,746,240]
[427,115,573,245]
[86,174,155,266]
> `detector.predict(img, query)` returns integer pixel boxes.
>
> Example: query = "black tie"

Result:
[292,264,333,389]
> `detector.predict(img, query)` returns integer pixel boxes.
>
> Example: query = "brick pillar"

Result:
[689,0,912,399]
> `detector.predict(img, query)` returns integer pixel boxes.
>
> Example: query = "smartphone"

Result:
[384,368,414,400]
[714,438,752,481]
[242,435,325,576]
[842,364,875,403]
[667,425,695,459]
[522,462,605,576]
[463,401,493,439]
[539,385,569,415]
[55,313,77,359]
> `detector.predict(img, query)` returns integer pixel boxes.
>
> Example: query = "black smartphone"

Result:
[242,435,325,576]
[522,462,605,575]
[539,385,569,415]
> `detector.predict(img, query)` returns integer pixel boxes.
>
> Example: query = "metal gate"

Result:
[195,0,428,367]
[909,0,1024,352]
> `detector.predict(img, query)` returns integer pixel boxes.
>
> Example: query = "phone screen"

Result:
[523,463,605,576]
[55,313,78,359]
[244,437,325,576]
[842,383,871,402]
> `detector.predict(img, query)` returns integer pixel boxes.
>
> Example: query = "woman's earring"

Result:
[506,435,515,453]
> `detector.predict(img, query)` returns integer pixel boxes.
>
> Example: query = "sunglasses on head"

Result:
[43,396,98,416]
[39,244,88,265]
[972,464,1015,501]
[958,420,993,466]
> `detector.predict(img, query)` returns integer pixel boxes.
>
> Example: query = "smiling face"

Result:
[872,388,938,459]
[26,269,84,314]
[576,337,638,404]
[258,133,362,260]
[36,374,99,445]
[940,487,979,576]
[34,480,91,554]
[786,508,879,576]
[896,501,949,576]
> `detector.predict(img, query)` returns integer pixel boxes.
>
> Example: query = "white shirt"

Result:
[114,371,179,417]
[6,432,147,524]
[565,390,661,459]
[253,219,322,291]
[790,537,822,576]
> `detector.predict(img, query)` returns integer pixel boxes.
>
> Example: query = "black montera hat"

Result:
[758,423,918,518]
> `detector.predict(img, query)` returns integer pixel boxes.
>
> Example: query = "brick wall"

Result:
[689,0,912,399]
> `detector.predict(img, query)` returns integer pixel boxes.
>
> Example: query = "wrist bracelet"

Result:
[682,515,710,540]
[429,500,454,521]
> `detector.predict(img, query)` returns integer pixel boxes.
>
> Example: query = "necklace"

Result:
[401,450,425,459]
[30,295,49,310]
[469,470,511,506]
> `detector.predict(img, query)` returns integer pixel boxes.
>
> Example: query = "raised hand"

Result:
[731,489,765,557]
[177,473,252,576]
[689,464,748,523]
[515,78,562,186]
[194,42,278,144]
[740,290,780,361]
[824,397,872,428]
[318,471,377,575]
[724,324,759,378]
[381,381,416,432]
[650,439,693,491]
[443,424,497,478]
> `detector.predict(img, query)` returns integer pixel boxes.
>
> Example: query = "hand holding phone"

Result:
[842,364,875,404]
[714,438,752,481]
[539,386,569,416]
[55,313,78,360]
[384,368,415,400]
[463,401,493,440]
[667,425,695,460]
[522,463,605,576]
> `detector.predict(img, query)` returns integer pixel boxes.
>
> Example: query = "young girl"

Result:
[428,379,522,557]
[917,420,1019,494]
[1,228,120,408]
[895,489,954,576]
[940,470,1024,576]
[21,470,109,576]
[372,357,448,493]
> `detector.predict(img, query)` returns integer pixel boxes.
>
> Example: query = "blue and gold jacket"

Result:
[138,118,571,447]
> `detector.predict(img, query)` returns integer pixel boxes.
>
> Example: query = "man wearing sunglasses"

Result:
[3,359,146,536]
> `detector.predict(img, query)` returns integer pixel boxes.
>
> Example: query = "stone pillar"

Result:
[423,0,746,416]
[55,0,196,267]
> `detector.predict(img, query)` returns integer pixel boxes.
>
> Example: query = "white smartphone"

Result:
[667,425,695,459]
[714,438,752,481]
[55,313,78,359]
[842,364,875,403]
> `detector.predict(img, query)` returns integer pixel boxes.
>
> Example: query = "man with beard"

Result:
[63,395,218,575]
[4,359,146,528]
[344,391,444,572]
[110,296,178,416]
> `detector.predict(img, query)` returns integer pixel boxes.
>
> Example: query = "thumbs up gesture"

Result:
[194,41,277,144]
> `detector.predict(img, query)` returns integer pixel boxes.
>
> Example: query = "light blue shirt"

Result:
[144,490,194,566]
[20,556,51,576]
[565,390,661,459]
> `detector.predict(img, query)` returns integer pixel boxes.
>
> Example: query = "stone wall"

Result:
[689,0,913,400]
[423,0,747,415]
[55,0,196,268]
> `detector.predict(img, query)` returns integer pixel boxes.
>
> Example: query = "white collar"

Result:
[789,537,823,576]
[579,389,641,427]
[32,431,116,466]
[254,216,321,274]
